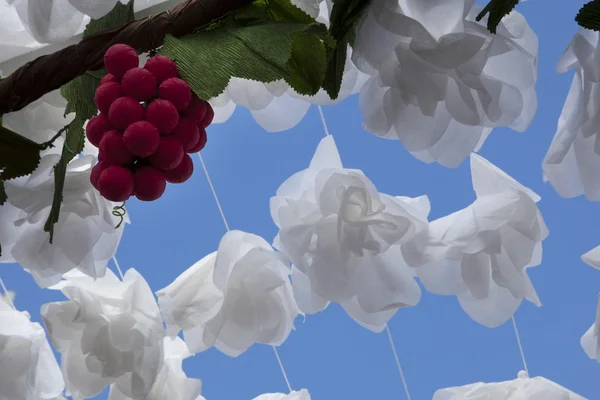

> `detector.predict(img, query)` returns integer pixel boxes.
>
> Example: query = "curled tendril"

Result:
[112,202,127,229]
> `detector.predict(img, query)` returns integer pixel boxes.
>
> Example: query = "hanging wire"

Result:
[112,256,125,280]
[386,325,412,400]
[511,316,529,376]
[0,278,15,309]
[196,151,293,392]
[198,153,230,232]
[317,105,331,137]
[318,104,413,399]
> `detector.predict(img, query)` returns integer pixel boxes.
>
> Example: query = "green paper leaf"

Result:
[161,19,330,99]
[0,126,43,181]
[45,0,135,242]
[0,181,5,206]
[285,33,328,96]
[576,0,600,31]
[476,0,520,34]
[322,0,371,99]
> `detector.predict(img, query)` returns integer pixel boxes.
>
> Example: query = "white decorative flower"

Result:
[253,389,311,400]
[433,371,585,399]
[0,297,65,400]
[210,0,368,132]
[353,0,538,167]
[2,90,75,154]
[543,29,600,201]
[0,2,43,65]
[157,230,299,357]
[1,153,127,287]
[108,337,203,400]
[41,269,165,400]
[406,154,548,328]
[4,0,171,44]
[271,135,428,332]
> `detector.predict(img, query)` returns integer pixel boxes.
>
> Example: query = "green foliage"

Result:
[45,0,135,242]
[323,0,371,99]
[476,0,520,34]
[160,0,332,100]
[0,126,43,181]
[576,0,600,31]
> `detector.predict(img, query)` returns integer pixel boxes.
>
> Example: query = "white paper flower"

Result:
[580,292,600,363]
[433,371,585,399]
[157,230,299,357]
[108,337,203,400]
[253,389,311,400]
[543,29,600,201]
[1,153,127,287]
[0,297,65,400]
[41,268,165,400]
[0,2,43,64]
[582,245,600,271]
[271,135,428,332]
[210,0,368,132]
[405,154,548,328]
[353,0,538,167]
[2,89,75,154]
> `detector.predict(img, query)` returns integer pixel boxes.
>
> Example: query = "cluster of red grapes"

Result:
[88,44,214,202]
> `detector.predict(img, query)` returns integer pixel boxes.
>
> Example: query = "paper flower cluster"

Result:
[0,91,126,288]
[41,269,165,399]
[543,29,600,201]
[210,0,368,132]
[406,154,548,328]
[0,296,65,400]
[271,136,428,332]
[0,153,127,288]
[352,0,538,167]
[434,371,585,399]
[2,0,168,45]
[157,230,299,357]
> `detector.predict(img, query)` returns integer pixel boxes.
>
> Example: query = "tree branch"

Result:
[0,0,254,116]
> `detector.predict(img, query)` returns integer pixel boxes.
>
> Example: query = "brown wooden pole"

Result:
[0,0,254,116]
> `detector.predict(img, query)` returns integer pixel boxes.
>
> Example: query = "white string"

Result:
[112,256,124,280]
[196,151,293,392]
[198,153,230,232]
[272,346,292,392]
[511,316,529,376]
[0,278,15,309]
[317,105,331,137]
[385,325,412,400]
[318,104,413,399]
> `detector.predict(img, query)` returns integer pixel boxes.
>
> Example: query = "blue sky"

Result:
[3,0,600,398]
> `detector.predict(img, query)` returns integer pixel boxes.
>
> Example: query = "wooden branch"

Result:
[0,0,254,116]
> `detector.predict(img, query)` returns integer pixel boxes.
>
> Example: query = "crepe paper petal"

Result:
[158,231,299,357]
[2,90,75,156]
[408,154,547,328]
[253,389,311,400]
[41,268,165,399]
[353,0,538,168]
[581,295,600,363]
[543,29,600,201]
[0,299,65,400]
[271,135,428,331]
[156,252,223,338]
[581,245,600,270]
[2,154,127,288]
[108,337,203,400]
[433,371,586,399]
